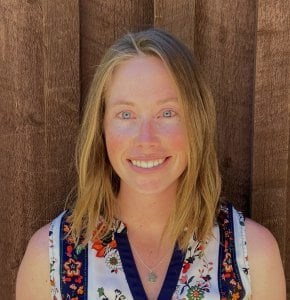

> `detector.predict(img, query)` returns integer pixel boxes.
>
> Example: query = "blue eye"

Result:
[162,110,175,118]
[119,111,132,119]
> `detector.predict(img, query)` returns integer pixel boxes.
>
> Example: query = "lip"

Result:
[127,157,170,172]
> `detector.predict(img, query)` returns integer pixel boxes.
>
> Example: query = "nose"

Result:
[135,118,159,147]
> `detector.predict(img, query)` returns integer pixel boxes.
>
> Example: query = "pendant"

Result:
[148,271,157,283]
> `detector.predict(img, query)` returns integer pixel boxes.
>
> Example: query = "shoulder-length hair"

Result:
[68,28,221,251]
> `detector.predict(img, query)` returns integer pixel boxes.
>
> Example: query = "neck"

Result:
[114,183,178,299]
[116,183,177,238]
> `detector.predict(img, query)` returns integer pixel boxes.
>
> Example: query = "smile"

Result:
[130,158,166,169]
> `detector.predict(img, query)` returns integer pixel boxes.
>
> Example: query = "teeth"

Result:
[131,158,165,169]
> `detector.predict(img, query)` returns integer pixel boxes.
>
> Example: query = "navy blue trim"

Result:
[218,203,245,299]
[115,231,147,299]
[59,211,88,299]
[158,246,185,299]
[115,230,185,300]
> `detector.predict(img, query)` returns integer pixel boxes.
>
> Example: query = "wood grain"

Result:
[194,1,256,213]
[80,0,154,109]
[0,1,80,299]
[251,0,290,294]
[154,0,195,50]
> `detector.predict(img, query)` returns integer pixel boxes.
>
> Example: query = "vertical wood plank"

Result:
[0,2,45,298]
[80,0,154,108]
[43,1,80,220]
[194,1,256,213]
[0,1,80,298]
[288,123,290,297]
[251,0,290,292]
[154,0,195,50]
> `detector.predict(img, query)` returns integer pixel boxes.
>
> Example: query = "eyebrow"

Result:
[109,98,179,107]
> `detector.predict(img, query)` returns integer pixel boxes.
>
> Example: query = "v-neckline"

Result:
[115,229,185,299]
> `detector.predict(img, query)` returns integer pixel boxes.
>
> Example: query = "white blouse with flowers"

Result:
[49,203,251,299]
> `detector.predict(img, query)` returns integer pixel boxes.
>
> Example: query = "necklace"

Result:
[130,242,168,283]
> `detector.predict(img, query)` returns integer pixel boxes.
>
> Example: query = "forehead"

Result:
[105,55,179,105]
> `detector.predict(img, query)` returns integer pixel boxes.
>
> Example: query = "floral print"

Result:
[91,220,124,274]
[97,287,127,299]
[63,258,82,277]
[218,204,245,299]
[176,242,213,299]
[49,225,60,298]
[186,285,205,300]
[49,204,251,299]
[60,213,87,299]
[104,251,122,273]
[239,211,250,278]
[92,221,117,257]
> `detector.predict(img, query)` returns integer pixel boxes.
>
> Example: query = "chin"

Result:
[132,180,177,195]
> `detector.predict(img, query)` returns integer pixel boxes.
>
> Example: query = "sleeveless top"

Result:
[49,203,251,299]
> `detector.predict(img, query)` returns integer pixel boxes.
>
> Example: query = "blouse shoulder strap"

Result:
[217,202,246,299]
[59,210,88,299]
[49,211,65,299]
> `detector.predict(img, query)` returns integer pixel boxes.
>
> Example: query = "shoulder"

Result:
[245,218,281,261]
[245,218,278,248]
[16,224,51,300]
[245,218,286,299]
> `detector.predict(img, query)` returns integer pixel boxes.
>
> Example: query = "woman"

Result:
[16,28,285,299]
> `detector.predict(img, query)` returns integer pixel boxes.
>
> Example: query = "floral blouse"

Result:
[49,203,251,299]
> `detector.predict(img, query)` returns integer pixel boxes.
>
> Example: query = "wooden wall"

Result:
[0,1,80,298]
[0,1,289,299]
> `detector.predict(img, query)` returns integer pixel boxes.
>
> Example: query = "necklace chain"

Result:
[130,242,168,283]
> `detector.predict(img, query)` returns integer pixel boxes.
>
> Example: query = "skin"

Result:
[16,220,286,299]
[16,56,286,299]
[104,56,188,197]
[246,218,286,299]
[104,56,189,298]
[16,224,51,300]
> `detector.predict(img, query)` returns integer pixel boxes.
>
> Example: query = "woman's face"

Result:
[104,55,188,195]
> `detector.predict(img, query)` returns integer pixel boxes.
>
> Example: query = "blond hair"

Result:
[68,28,221,251]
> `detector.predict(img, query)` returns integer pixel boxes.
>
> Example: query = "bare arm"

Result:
[16,224,51,300]
[245,218,286,299]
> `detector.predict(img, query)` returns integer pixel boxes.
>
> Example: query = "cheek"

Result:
[104,124,131,156]
[104,132,121,170]
[161,124,188,151]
